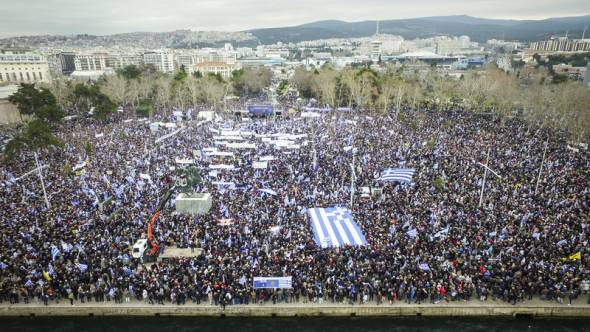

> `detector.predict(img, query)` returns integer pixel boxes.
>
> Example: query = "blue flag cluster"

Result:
[308,207,368,248]
[380,168,415,183]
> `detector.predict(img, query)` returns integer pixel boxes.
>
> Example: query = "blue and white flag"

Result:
[418,263,431,271]
[0,262,7,269]
[253,277,292,289]
[48,264,55,276]
[51,245,60,261]
[258,188,278,196]
[433,226,450,238]
[61,240,72,253]
[122,266,133,276]
[313,150,319,174]
[380,168,415,183]
[308,207,368,248]
[406,228,418,238]
[25,279,34,287]
[76,263,88,272]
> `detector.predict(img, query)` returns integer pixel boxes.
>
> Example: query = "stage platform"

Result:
[158,246,203,261]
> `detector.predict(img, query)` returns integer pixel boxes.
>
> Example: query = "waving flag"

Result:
[51,245,60,261]
[76,263,88,272]
[0,262,7,269]
[308,207,367,248]
[569,252,582,261]
[380,168,415,183]
[258,189,278,196]
[217,219,234,226]
[406,228,418,238]
[418,263,431,271]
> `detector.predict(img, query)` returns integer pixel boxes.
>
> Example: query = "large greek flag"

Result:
[380,168,415,183]
[308,207,368,248]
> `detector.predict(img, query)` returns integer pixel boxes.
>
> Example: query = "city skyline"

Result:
[1,0,589,38]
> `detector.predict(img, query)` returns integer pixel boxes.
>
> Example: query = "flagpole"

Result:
[350,150,355,209]
[534,139,549,195]
[34,152,51,209]
[478,148,490,208]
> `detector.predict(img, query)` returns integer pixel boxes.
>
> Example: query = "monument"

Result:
[174,166,212,214]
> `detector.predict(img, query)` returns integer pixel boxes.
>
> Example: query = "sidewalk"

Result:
[1,298,588,317]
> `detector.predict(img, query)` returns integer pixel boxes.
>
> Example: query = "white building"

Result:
[74,53,108,71]
[193,61,237,78]
[175,54,195,70]
[107,53,143,69]
[143,51,175,73]
[370,40,382,61]
[0,49,51,83]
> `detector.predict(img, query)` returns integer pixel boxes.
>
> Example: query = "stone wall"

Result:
[1,304,588,317]
[0,100,22,124]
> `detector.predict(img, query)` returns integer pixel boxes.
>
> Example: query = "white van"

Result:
[132,239,148,259]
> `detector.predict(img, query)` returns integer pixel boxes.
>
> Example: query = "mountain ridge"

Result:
[247,15,590,44]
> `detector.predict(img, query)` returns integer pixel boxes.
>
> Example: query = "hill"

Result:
[248,15,590,44]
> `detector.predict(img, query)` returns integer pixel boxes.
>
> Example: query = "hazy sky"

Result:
[1,0,589,37]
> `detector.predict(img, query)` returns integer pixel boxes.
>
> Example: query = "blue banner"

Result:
[247,105,273,115]
[253,277,292,289]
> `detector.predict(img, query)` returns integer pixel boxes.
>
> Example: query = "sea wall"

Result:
[1,304,588,317]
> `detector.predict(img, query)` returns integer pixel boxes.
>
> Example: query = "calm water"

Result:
[1,317,589,332]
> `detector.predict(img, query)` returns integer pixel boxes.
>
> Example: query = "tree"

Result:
[174,65,188,82]
[201,76,226,110]
[136,98,154,117]
[311,68,338,108]
[100,74,128,106]
[290,68,315,99]
[92,93,116,120]
[3,119,63,162]
[8,83,63,122]
[117,65,142,80]
[72,83,116,120]
[231,67,272,97]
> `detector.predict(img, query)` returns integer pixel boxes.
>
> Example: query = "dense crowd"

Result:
[0,106,589,307]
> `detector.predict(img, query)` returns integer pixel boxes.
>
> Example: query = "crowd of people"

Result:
[0,105,589,307]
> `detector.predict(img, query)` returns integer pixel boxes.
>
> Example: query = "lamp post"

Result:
[34,152,51,209]
[535,139,549,195]
[477,148,502,208]
[350,149,356,209]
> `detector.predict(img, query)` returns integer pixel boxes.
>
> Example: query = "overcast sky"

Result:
[1,0,589,37]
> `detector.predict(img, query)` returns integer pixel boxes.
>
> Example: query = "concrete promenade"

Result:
[1,299,589,317]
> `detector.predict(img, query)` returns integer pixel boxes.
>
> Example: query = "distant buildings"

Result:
[0,49,50,83]
[528,37,590,53]
[57,51,76,75]
[435,36,483,56]
[143,51,175,73]
[193,61,236,78]
[74,53,108,71]
[369,40,382,62]
[553,63,588,81]
[496,57,513,72]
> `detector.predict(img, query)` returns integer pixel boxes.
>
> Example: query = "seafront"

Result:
[1,299,589,317]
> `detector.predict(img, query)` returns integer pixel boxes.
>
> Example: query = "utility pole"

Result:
[535,139,549,195]
[350,150,356,209]
[478,148,491,208]
[34,152,51,209]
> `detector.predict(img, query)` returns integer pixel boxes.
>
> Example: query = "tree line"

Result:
[43,64,272,117]
[288,64,590,141]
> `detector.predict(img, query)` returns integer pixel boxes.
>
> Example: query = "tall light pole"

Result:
[34,152,51,209]
[350,149,356,209]
[535,139,549,195]
[477,148,502,208]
